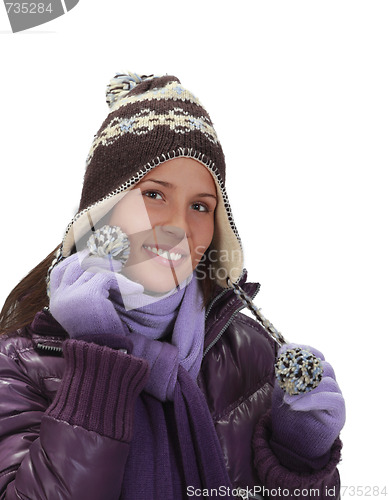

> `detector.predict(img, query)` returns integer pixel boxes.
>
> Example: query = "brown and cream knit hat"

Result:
[59,72,244,287]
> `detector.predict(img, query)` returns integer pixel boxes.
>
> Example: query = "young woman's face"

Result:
[109,157,217,294]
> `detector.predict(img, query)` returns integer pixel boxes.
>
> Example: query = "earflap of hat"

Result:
[207,177,244,288]
[62,190,130,258]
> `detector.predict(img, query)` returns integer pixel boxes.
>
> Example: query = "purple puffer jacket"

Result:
[0,274,342,499]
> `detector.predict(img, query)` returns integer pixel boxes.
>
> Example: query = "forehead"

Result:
[141,157,216,191]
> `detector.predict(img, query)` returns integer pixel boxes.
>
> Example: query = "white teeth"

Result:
[144,246,183,261]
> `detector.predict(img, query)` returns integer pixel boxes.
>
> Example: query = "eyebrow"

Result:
[138,178,218,201]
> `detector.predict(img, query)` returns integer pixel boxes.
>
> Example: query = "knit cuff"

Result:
[269,438,332,473]
[253,411,342,499]
[47,339,149,443]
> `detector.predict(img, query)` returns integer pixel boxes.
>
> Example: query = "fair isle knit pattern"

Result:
[86,107,219,168]
[86,77,218,168]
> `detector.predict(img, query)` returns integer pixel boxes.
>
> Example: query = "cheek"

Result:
[192,219,214,259]
[109,190,153,235]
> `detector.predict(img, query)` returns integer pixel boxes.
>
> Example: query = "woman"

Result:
[0,72,345,499]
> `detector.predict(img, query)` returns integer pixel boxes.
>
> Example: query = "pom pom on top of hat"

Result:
[105,72,158,109]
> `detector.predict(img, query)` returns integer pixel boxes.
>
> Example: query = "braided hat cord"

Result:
[226,278,287,347]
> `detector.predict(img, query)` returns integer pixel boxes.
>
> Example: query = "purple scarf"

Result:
[109,274,233,498]
[110,274,205,401]
[121,367,233,499]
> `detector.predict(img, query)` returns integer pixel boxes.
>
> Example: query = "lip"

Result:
[142,243,190,269]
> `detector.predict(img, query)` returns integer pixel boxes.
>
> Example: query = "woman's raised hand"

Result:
[48,250,138,340]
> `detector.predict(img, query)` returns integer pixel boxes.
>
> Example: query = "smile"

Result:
[143,245,185,262]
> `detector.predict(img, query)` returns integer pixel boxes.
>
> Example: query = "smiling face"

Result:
[108,157,217,294]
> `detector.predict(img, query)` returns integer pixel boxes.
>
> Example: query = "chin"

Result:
[122,264,192,295]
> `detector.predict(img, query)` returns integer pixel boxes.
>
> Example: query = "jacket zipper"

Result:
[36,343,63,354]
[203,283,260,358]
[204,288,230,321]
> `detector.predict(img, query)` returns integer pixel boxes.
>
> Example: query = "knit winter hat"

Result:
[59,72,243,287]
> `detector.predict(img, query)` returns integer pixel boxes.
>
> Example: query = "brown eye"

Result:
[144,190,163,200]
[192,202,209,212]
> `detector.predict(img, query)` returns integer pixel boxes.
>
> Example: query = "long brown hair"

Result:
[0,245,60,336]
[0,244,216,337]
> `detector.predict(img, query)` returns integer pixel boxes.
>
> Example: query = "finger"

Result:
[321,360,336,379]
[284,377,342,411]
[85,270,127,296]
[289,392,346,429]
[49,252,85,291]
[81,255,123,274]
[60,250,94,285]
[50,250,101,294]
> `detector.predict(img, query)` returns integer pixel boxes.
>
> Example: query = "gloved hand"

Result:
[271,343,346,469]
[49,249,142,340]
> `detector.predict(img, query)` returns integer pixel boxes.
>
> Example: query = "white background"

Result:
[1,1,388,496]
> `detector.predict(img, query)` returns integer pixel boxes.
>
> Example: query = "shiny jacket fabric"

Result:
[0,277,341,499]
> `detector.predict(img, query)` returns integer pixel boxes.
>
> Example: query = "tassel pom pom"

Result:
[105,72,155,109]
[86,225,130,267]
[275,347,323,396]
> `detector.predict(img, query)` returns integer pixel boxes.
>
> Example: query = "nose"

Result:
[159,206,191,241]
[160,225,186,240]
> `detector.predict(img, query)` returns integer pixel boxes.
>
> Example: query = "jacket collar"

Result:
[203,269,260,354]
[27,308,68,353]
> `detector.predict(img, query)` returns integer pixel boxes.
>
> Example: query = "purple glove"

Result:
[49,249,142,340]
[271,343,346,471]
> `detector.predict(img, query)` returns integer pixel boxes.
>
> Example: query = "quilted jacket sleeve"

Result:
[0,337,149,500]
